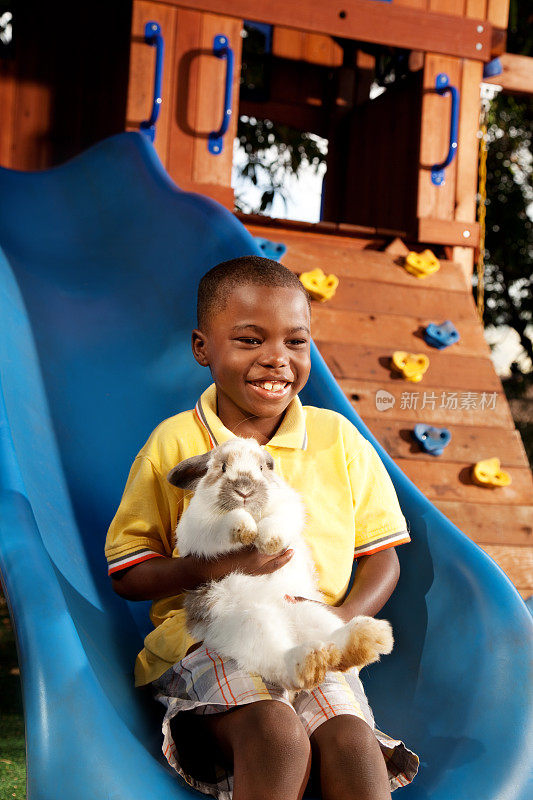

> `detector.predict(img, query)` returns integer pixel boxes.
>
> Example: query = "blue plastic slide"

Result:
[0,132,531,799]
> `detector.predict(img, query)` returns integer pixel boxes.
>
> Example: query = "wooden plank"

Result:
[451,246,475,283]
[11,79,53,171]
[312,308,491,358]
[272,27,343,67]
[486,0,509,28]
[340,378,514,428]
[429,0,464,16]
[484,54,533,96]
[305,33,344,68]
[396,458,533,505]
[167,8,202,187]
[0,59,16,168]
[242,212,401,242]
[465,0,487,18]
[418,55,462,225]
[323,276,477,319]
[126,0,177,167]
[192,13,243,186]
[435,501,533,545]
[394,0,428,8]
[418,217,479,247]
[272,27,306,61]
[157,0,493,61]
[319,340,502,392]
[455,59,484,226]
[165,8,241,199]
[173,177,234,207]
[244,223,471,292]
[365,418,529,467]
[479,544,533,592]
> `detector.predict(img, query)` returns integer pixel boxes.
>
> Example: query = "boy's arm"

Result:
[111,547,295,601]
[333,547,400,621]
[291,547,399,621]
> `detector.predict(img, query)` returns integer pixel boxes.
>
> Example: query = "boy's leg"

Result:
[173,700,312,800]
[310,715,391,800]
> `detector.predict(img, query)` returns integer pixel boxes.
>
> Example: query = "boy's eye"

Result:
[236,337,261,345]
[288,339,308,346]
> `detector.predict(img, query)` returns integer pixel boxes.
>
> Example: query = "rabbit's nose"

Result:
[235,489,253,499]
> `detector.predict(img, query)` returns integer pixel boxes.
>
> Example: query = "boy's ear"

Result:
[191,329,209,367]
[167,452,211,490]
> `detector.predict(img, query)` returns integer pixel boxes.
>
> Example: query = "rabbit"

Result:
[167,436,393,692]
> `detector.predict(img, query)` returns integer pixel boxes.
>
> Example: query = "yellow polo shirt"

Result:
[105,384,410,686]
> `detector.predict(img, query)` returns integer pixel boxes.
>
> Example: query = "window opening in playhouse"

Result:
[232,20,424,232]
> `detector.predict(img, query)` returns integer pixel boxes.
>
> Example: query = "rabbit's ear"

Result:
[167,452,210,489]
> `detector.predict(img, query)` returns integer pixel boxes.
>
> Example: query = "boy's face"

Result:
[192,283,311,433]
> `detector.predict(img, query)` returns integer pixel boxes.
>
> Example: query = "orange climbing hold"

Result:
[472,458,512,488]
[299,268,339,302]
[404,249,440,278]
[391,351,430,382]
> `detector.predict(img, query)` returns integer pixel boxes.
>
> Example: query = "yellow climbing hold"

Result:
[299,268,339,302]
[404,250,440,278]
[472,458,512,488]
[391,351,430,383]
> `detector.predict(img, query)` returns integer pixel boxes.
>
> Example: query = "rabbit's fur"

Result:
[168,437,393,692]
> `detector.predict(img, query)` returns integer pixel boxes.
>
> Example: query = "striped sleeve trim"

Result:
[107,549,164,575]
[353,530,410,559]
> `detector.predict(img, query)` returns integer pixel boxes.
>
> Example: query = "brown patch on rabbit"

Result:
[295,643,341,689]
[336,619,394,672]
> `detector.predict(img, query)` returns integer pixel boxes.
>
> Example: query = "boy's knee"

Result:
[233,700,310,761]
[312,714,379,761]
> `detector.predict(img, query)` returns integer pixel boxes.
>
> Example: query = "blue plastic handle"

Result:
[208,34,234,155]
[431,73,460,186]
[140,21,164,143]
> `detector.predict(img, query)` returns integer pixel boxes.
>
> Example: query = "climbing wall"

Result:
[245,219,533,600]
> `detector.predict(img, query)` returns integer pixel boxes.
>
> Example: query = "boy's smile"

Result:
[192,283,311,442]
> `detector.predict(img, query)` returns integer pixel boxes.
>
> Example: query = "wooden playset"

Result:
[1,0,531,596]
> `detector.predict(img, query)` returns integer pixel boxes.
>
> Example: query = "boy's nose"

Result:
[258,352,288,368]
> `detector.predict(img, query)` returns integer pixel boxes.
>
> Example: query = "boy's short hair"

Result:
[197,255,311,329]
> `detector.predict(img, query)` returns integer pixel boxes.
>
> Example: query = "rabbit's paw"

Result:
[232,519,258,546]
[256,535,283,555]
[332,617,393,672]
[286,642,340,690]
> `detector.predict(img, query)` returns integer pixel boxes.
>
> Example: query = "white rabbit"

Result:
[168,437,393,692]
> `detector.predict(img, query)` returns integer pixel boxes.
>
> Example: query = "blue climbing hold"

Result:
[413,424,452,456]
[424,320,460,349]
[483,58,503,80]
[253,236,287,261]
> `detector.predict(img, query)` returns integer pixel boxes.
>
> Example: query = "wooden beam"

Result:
[157,0,494,61]
[485,54,533,96]
[418,217,480,248]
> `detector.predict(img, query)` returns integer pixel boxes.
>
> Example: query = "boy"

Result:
[106,256,418,800]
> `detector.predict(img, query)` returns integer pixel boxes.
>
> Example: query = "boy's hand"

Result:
[185,546,294,585]
[111,547,294,601]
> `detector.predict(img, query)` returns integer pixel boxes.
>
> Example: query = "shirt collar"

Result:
[195,383,308,450]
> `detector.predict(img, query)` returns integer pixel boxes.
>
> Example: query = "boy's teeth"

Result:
[254,381,286,392]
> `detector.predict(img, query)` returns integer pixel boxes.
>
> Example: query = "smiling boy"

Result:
[106,255,418,800]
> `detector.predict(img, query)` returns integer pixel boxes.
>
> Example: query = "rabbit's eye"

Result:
[221,463,226,473]
[260,465,263,471]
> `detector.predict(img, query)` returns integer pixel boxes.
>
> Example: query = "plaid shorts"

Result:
[152,645,419,799]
